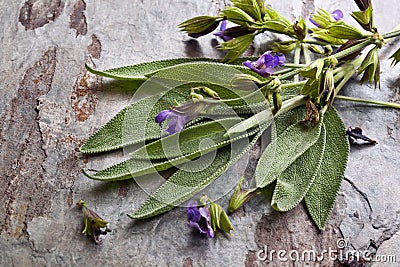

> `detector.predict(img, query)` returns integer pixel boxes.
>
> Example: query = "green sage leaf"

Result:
[271,123,326,211]
[222,6,256,27]
[130,118,242,160]
[305,108,349,230]
[83,120,261,181]
[86,58,221,80]
[255,118,323,188]
[80,91,186,154]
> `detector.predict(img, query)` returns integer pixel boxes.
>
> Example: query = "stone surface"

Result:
[1,0,399,266]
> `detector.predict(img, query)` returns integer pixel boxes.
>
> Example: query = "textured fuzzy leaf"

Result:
[225,108,273,136]
[271,124,326,211]
[82,60,271,154]
[255,119,323,188]
[305,108,349,230]
[274,106,305,135]
[80,90,187,154]
[147,61,262,85]
[130,118,242,160]
[85,58,219,80]
[81,81,268,154]
[83,122,261,181]
[86,58,261,80]
[129,127,264,219]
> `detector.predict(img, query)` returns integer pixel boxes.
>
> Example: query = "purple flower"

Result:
[186,202,214,238]
[331,9,343,21]
[243,51,285,77]
[214,20,255,43]
[155,109,189,135]
[213,20,232,42]
[155,102,206,135]
[310,9,343,27]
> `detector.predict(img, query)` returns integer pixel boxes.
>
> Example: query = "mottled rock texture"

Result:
[1,0,399,266]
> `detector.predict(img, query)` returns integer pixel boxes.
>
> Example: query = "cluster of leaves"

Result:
[80,0,400,235]
[81,58,348,230]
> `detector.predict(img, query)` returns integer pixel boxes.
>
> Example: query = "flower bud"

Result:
[358,47,380,86]
[209,202,234,234]
[273,92,282,112]
[77,200,111,244]
[200,86,220,99]
[320,68,335,104]
[178,16,219,38]
[190,91,204,102]
[300,78,320,99]
[231,74,265,91]
[351,6,375,32]
[307,45,325,55]
[229,177,258,213]
[293,18,307,40]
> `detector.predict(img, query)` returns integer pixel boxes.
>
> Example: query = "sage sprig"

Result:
[80,0,400,238]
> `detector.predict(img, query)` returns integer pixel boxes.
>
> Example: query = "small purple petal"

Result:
[198,207,210,220]
[310,9,343,28]
[187,207,201,222]
[155,110,172,125]
[188,221,203,233]
[186,204,214,238]
[213,20,232,42]
[331,9,343,21]
[275,53,285,67]
[262,52,276,68]
[165,113,188,134]
[220,20,227,31]
[242,51,285,77]
[242,60,254,70]
[206,228,214,238]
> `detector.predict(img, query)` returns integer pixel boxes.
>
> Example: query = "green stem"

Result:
[273,68,294,76]
[278,39,375,81]
[382,30,400,39]
[333,39,374,60]
[278,68,302,80]
[281,81,306,89]
[335,95,400,109]
[302,39,330,46]
[333,70,356,99]
[274,95,305,115]
[301,43,311,65]
[283,63,306,68]
[293,45,301,83]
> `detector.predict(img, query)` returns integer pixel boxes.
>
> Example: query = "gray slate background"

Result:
[0,0,399,266]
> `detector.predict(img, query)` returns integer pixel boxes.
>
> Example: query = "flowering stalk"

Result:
[335,96,400,109]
